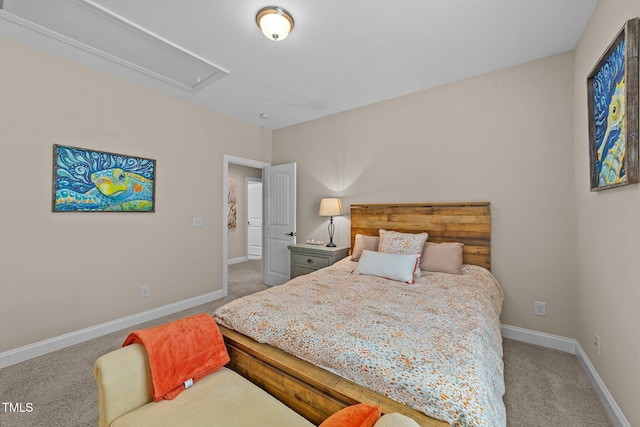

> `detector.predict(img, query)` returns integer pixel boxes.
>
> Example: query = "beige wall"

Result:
[227,164,262,260]
[0,37,272,352]
[274,52,578,339]
[573,0,640,424]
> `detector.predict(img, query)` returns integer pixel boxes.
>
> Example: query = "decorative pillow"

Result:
[378,229,428,277]
[421,242,464,274]
[378,229,428,255]
[351,234,380,261]
[319,403,381,427]
[354,250,421,284]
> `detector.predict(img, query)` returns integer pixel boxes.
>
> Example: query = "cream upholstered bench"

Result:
[94,342,313,427]
[94,342,420,427]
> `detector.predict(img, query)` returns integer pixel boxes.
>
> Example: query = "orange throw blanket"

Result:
[123,313,230,401]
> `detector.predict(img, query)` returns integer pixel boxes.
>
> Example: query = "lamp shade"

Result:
[319,198,343,217]
[256,7,294,41]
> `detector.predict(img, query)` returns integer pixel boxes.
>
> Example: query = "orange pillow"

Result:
[319,403,382,427]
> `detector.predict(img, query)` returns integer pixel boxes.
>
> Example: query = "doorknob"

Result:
[285,232,296,236]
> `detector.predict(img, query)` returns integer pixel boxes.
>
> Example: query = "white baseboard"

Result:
[501,324,576,353]
[502,324,629,427]
[228,256,248,265]
[0,289,225,369]
[575,342,631,427]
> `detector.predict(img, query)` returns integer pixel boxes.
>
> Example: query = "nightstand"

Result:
[288,243,350,279]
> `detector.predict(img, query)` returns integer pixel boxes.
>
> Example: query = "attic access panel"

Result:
[1,0,228,92]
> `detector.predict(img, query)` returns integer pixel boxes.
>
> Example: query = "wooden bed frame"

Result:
[220,202,491,426]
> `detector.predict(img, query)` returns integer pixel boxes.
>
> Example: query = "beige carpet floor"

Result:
[0,260,613,426]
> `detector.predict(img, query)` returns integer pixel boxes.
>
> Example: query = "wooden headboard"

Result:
[350,202,491,270]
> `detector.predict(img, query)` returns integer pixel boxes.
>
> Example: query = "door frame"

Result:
[222,155,270,296]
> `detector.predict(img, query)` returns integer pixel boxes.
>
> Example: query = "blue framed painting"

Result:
[53,145,156,212]
[587,18,639,191]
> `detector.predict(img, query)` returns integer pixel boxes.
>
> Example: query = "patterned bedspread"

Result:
[214,258,505,427]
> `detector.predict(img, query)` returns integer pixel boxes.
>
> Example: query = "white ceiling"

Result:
[0,0,598,130]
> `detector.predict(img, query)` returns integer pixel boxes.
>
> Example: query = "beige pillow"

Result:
[351,234,380,261]
[421,242,464,274]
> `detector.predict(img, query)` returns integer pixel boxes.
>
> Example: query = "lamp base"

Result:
[326,216,337,247]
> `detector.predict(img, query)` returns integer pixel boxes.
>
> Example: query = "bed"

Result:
[214,202,504,427]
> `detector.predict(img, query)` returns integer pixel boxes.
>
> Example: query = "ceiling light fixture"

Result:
[256,6,294,41]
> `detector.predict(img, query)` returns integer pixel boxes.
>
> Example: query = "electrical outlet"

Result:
[140,285,150,298]
[193,217,204,227]
[594,333,601,356]
[534,301,547,317]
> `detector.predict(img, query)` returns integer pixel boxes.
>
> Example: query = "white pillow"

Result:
[353,250,421,284]
[374,413,421,427]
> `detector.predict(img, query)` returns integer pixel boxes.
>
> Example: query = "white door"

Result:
[247,180,262,259]
[263,163,296,286]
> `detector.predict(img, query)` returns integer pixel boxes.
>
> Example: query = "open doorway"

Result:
[227,164,262,264]
[223,155,270,296]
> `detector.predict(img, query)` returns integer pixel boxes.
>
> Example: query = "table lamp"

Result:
[318,197,343,247]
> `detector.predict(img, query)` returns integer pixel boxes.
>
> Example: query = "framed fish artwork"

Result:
[587,17,639,191]
[52,145,156,212]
